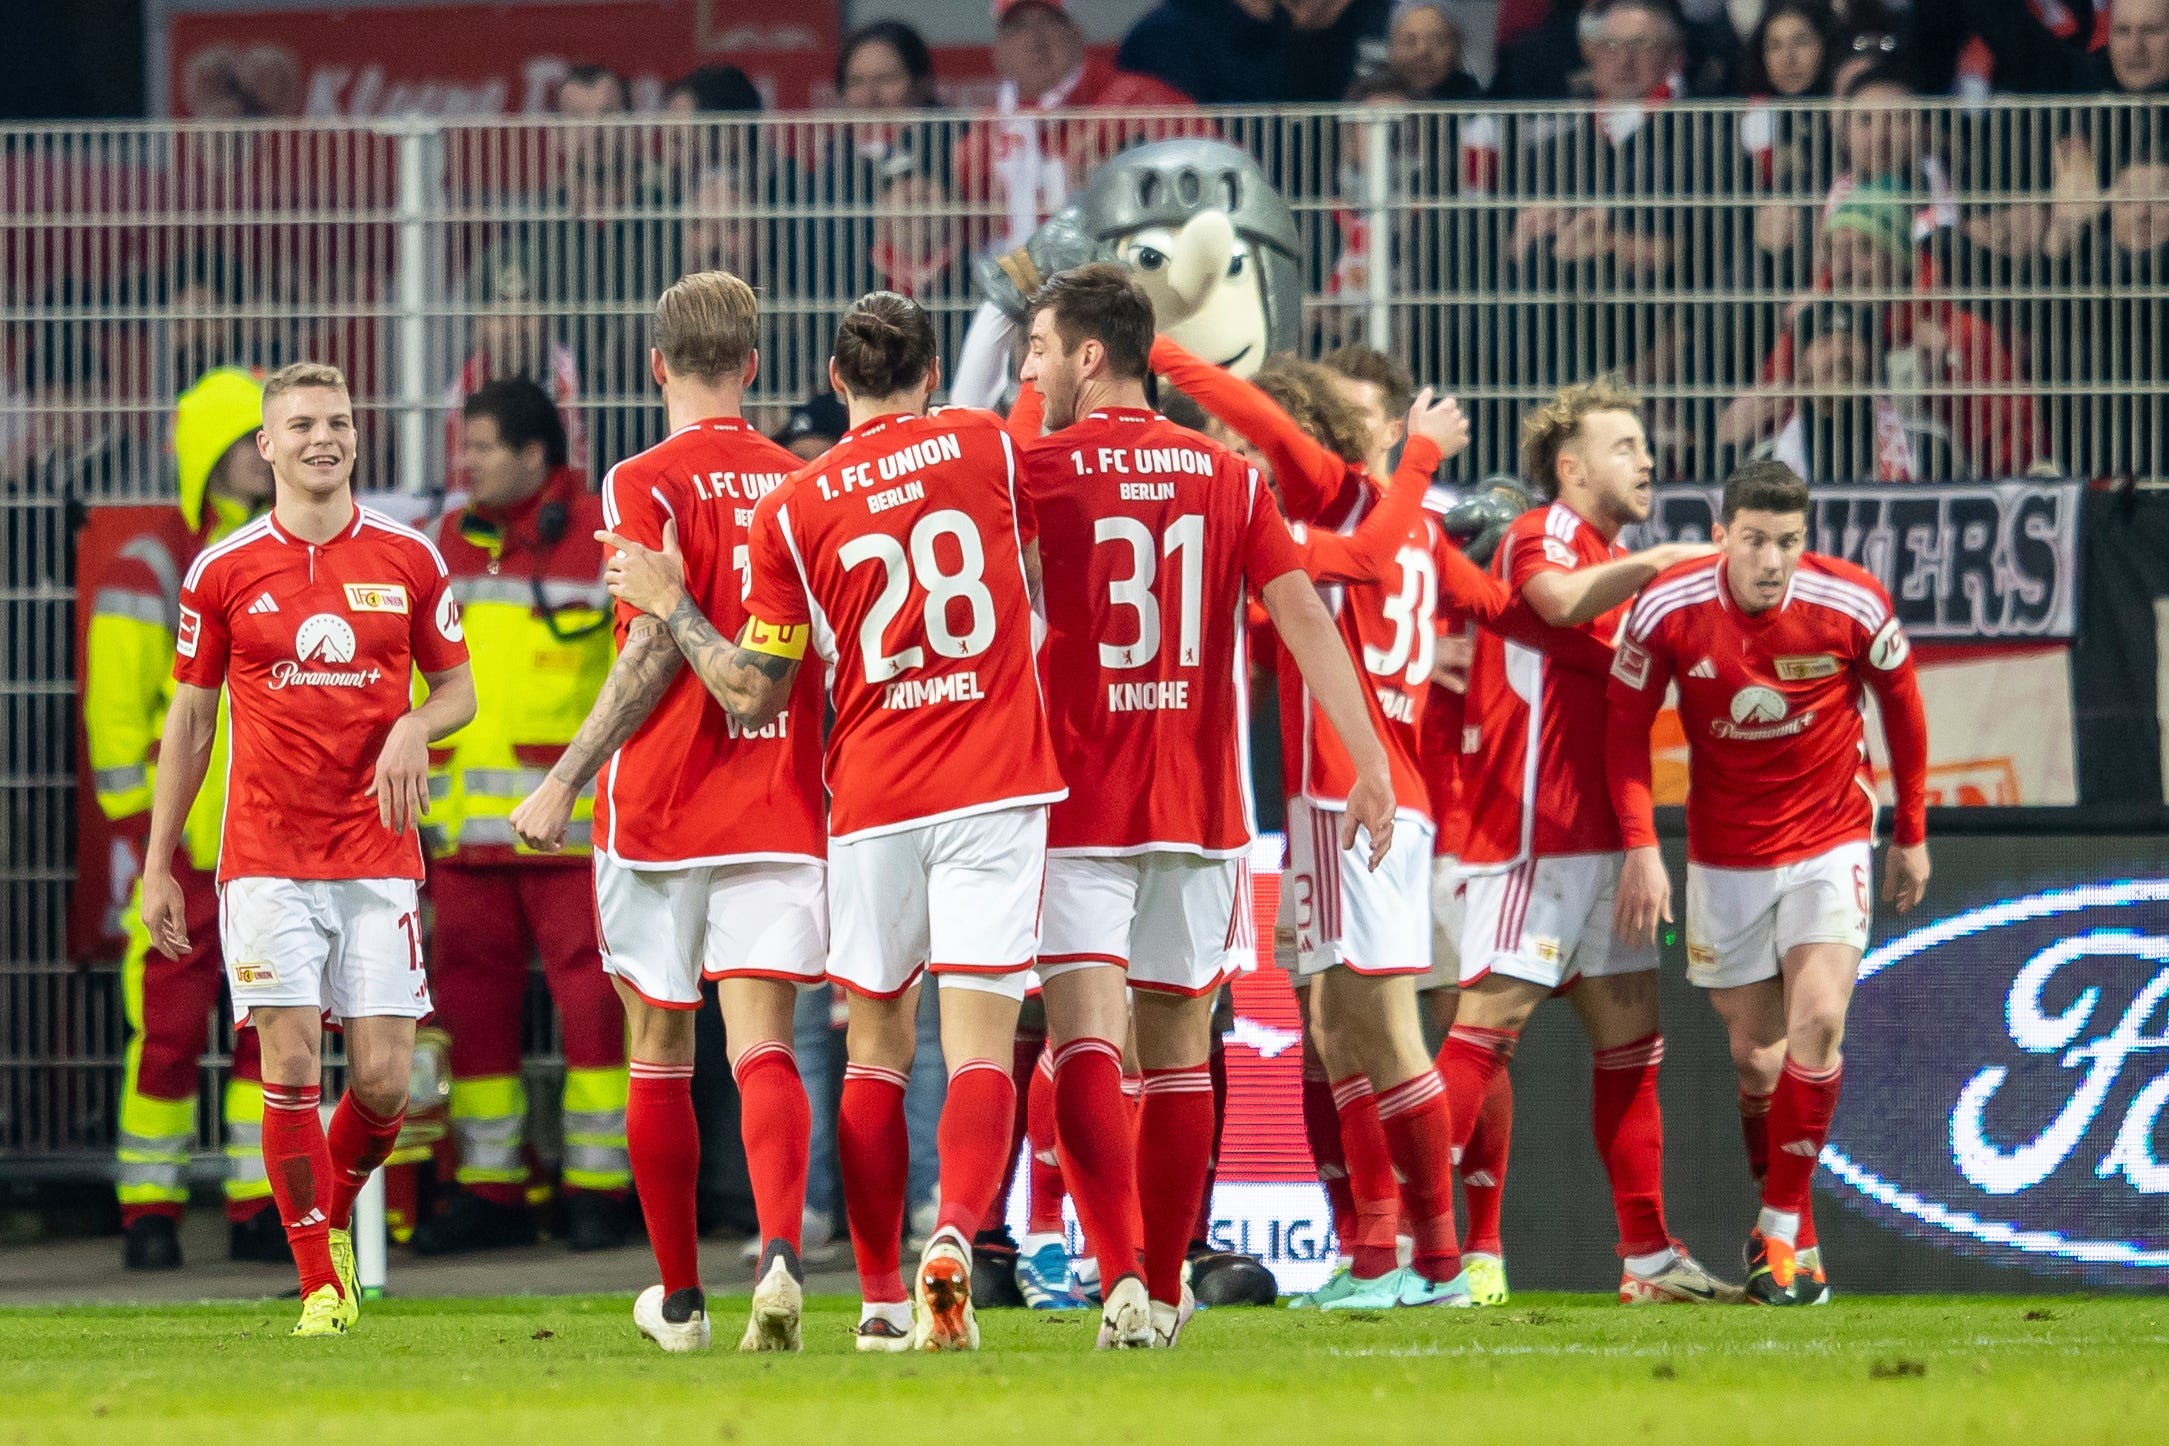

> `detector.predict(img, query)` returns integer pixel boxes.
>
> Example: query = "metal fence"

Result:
[4,97,2166,1169]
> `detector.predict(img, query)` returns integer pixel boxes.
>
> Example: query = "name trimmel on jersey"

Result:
[883,671,984,709]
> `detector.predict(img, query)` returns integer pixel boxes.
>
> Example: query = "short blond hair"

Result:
[656,270,759,383]
[1520,375,1640,498]
[262,361,349,411]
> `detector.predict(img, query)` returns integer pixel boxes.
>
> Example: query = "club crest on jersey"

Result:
[1775,653,1842,681]
[1714,684,1814,741]
[272,613,383,690]
[343,582,409,614]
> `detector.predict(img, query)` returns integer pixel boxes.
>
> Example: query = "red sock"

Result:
[1592,1034,1671,1258]
[1026,1049,1065,1234]
[1460,1060,1515,1256]
[627,1060,700,1295]
[1438,1023,1517,1156]
[261,1083,337,1298]
[1053,1038,1145,1283]
[935,1058,1017,1242]
[838,1062,910,1302]
[1762,1056,1842,1231]
[733,1042,810,1252]
[1136,1066,1213,1305]
[325,1091,405,1232]
[1375,1070,1461,1284]
[989,1031,1044,1230]
[1300,1068,1357,1251]
[1332,1075,1401,1279]
[1191,1039,1229,1247]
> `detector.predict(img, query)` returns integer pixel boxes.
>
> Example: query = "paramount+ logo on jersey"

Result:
[1710,684,1816,742]
[1825,879,2169,1283]
[270,613,384,690]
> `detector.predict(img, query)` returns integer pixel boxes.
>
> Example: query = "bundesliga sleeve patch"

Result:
[741,615,808,660]
[1542,537,1576,568]
[177,605,201,658]
[1867,617,1910,671]
[1611,637,1653,690]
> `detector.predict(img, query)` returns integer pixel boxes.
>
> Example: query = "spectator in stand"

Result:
[954,0,1193,258]
[1492,0,1738,99]
[445,243,586,494]
[1719,183,2037,476]
[482,62,681,474]
[1387,0,1483,98]
[866,167,978,370]
[1749,299,1961,481]
[663,64,764,188]
[1120,0,1295,104]
[1896,0,2164,98]
[2048,144,2169,479]
[1737,1,1845,325]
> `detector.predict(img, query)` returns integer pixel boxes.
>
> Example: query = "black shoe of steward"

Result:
[410,1190,538,1256]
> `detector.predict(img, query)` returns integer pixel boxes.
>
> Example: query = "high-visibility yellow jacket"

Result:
[83,369,264,867]
[426,468,615,861]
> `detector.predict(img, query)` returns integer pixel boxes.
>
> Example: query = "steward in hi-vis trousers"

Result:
[86,367,282,1269]
[414,378,630,1254]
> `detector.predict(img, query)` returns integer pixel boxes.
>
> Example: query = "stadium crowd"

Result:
[0,0,2161,1328]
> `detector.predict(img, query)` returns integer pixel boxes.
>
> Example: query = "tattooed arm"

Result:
[599,522,799,733]
[657,595,800,733]
[508,614,683,852]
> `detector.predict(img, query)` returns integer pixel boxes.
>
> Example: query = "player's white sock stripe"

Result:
[1330,1076,1374,1109]
[1376,1071,1445,1119]
[844,1063,911,1088]
[732,1041,796,1079]
[948,1057,1010,1083]
[1053,1037,1122,1070]
[1140,1069,1213,1096]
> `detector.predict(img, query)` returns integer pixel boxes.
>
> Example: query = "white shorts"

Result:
[1040,852,1253,997]
[594,854,828,1009]
[220,876,429,1025]
[1685,840,1874,990]
[1421,855,1467,993]
[1285,797,1434,978]
[1459,852,1656,991]
[828,805,1047,1003]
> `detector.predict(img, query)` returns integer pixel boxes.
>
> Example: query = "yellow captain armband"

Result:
[740,615,808,660]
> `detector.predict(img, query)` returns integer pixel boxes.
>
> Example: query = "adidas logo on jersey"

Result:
[1688,657,1716,679]
[248,592,280,615]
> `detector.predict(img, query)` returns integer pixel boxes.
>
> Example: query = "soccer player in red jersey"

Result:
[1440,378,1740,1305]
[513,273,826,1354]
[1605,459,1931,1306]
[607,291,1063,1353]
[1013,265,1406,1345]
[1156,341,1499,1309]
[141,362,476,1336]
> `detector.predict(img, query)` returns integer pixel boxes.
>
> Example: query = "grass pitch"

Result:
[3,1292,2164,1444]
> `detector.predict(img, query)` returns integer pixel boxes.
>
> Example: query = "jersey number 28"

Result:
[838,509,998,684]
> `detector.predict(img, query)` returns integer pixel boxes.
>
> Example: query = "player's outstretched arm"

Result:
[1150,335,1354,526]
[1521,543,1717,630]
[139,682,220,957]
[370,663,477,835]
[1259,568,1396,871]
[511,617,683,853]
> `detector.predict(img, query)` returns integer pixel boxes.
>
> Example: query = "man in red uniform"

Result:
[1438,378,1738,1305]
[1606,458,1931,1306]
[512,272,827,1355]
[1015,264,1408,1344]
[142,361,476,1337]
[606,291,1064,1354]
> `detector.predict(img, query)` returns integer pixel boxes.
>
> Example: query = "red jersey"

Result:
[1605,553,1930,869]
[174,506,469,884]
[1025,406,1302,856]
[1420,615,1473,859]
[594,418,826,867]
[1460,502,1630,868]
[744,407,1064,842]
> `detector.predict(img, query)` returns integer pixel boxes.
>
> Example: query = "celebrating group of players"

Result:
[140,259,1931,1351]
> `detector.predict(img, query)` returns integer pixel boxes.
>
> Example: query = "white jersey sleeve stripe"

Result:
[360,509,451,576]
[182,517,275,590]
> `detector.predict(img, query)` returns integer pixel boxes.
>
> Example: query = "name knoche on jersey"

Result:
[686,468,791,528]
[816,431,963,511]
[1108,680,1189,711]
